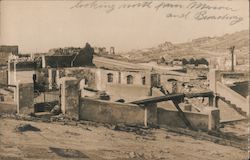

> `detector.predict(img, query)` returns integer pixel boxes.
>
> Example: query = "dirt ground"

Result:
[0,118,248,160]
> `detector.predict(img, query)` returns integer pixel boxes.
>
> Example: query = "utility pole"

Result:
[229,46,235,72]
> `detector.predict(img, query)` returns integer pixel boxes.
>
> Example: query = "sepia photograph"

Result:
[0,0,249,159]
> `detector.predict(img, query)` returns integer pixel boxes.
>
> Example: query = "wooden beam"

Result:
[172,100,194,130]
[131,93,184,105]
[185,91,213,98]
[0,83,16,88]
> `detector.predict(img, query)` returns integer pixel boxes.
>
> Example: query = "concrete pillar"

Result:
[60,77,79,120]
[14,81,19,104]
[55,69,60,88]
[144,103,157,127]
[95,69,102,90]
[17,83,34,115]
[208,69,222,93]
[42,55,46,68]
[207,108,220,130]
[7,57,11,85]
[233,54,237,66]
[14,61,16,83]
[208,96,214,107]
[144,107,148,127]
[48,68,53,90]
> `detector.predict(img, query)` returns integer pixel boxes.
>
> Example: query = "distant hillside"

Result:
[122,30,249,63]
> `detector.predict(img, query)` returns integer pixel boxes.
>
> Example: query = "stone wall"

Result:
[0,102,17,113]
[157,107,220,131]
[64,67,96,89]
[95,68,151,91]
[79,97,157,126]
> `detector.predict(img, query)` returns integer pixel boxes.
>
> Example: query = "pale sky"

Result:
[0,0,249,53]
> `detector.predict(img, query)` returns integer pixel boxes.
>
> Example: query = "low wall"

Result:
[0,102,17,114]
[157,107,219,131]
[79,97,157,126]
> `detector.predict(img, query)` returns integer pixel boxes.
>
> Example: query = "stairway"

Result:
[218,95,247,117]
[216,82,249,117]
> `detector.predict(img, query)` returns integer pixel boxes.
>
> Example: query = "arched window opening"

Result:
[127,75,133,84]
[142,76,146,85]
[107,73,113,83]
[85,79,88,85]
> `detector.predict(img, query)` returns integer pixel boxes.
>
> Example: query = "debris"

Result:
[50,105,61,115]
[165,135,171,139]
[115,99,125,103]
[112,124,152,136]
[129,152,136,158]
[15,123,41,132]
[65,130,81,136]
[97,91,110,100]
[49,147,89,158]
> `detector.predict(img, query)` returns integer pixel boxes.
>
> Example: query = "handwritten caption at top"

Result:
[70,0,243,25]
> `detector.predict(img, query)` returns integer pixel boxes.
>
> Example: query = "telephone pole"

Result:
[229,46,235,72]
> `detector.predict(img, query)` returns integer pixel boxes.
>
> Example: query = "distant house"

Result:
[172,60,183,66]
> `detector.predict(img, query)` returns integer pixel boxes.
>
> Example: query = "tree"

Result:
[182,58,188,65]
[199,58,209,66]
[189,58,195,64]
[73,43,95,67]
[160,57,165,63]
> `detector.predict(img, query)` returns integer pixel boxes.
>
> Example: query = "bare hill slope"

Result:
[123,30,249,62]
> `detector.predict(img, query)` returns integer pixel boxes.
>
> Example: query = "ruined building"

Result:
[44,43,95,68]
[0,45,18,65]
